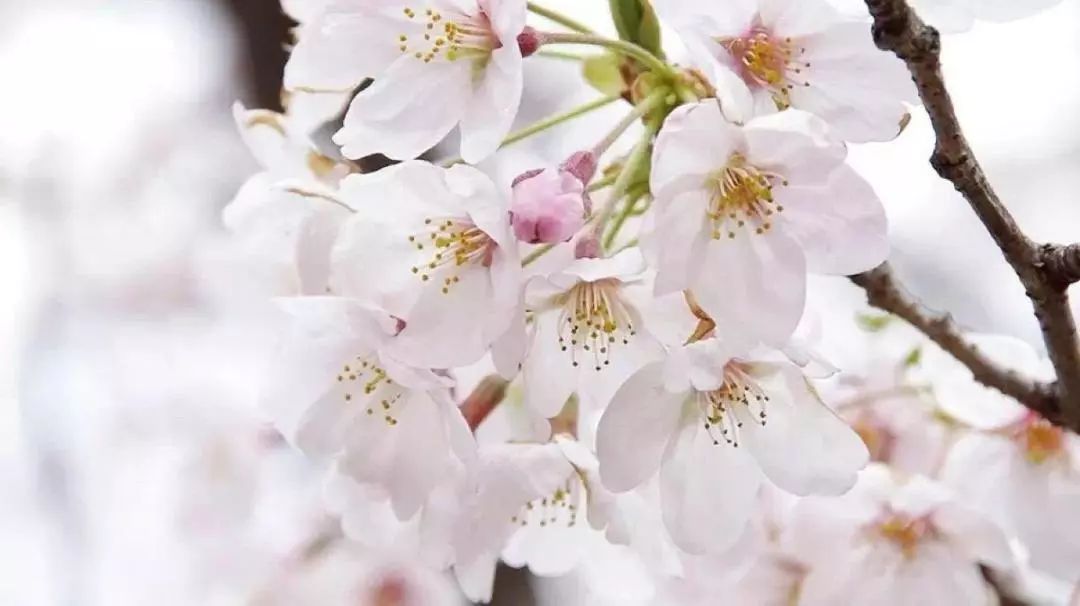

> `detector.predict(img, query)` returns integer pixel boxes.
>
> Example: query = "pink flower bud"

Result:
[517,27,541,58]
[510,168,588,244]
[560,151,598,183]
[574,233,601,259]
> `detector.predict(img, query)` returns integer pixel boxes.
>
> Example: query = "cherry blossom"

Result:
[595,337,868,554]
[512,248,662,416]
[285,0,530,163]
[225,102,352,295]
[657,0,915,142]
[259,296,476,519]
[649,101,887,347]
[331,160,521,369]
[509,166,589,245]
[796,465,1014,605]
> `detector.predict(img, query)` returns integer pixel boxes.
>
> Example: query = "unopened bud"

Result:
[510,168,588,244]
[517,26,541,58]
[574,233,601,259]
[560,150,598,184]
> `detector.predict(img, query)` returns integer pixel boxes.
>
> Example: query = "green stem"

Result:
[592,117,661,238]
[537,49,590,61]
[527,2,595,35]
[442,93,623,166]
[522,243,557,267]
[540,32,673,78]
[603,192,644,249]
[586,173,617,192]
[592,87,669,157]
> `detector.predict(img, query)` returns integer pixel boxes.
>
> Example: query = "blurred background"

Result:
[0,0,1078,604]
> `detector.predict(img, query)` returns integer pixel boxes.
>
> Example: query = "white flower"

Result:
[649,101,888,347]
[910,0,1065,32]
[226,102,353,295]
[285,0,528,163]
[796,465,1013,605]
[658,0,914,142]
[331,160,521,369]
[259,296,476,518]
[511,248,662,417]
[595,338,868,554]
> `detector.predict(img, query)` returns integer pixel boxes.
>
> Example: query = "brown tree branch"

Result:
[861,0,1080,428]
[1041,243,1080,287]
[851,264,1062,424]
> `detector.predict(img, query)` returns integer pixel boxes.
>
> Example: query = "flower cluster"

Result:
[226,0,1075,602]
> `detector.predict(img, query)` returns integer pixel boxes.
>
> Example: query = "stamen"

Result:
[706,153,785,241]
[718,26,812,110]
[554,279,637,371]
[510,472,583,529]
[407,217,495,293]
[697,362,769,447]
[340,355,403,426]
[395,5,499,65]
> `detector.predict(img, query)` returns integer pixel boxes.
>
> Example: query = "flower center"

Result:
[337,356,404,427]
[397,6,498,65]
[706,153,786,241]
[553,278,637,371]
[510,473,582,529]
[696,362,769,447]
[719,26,810,109]
[1015,415,1064,465]
[875,513,931,559]
[408,217,495,294]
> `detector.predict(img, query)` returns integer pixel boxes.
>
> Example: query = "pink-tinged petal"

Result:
[660,422,762,554]
[940,433,1016,524]
[653,0,756,35]
[648,192,711,296]
[481,0,527,41]
[339,389,456,519]
[596,362,684,492]
[933,502,1014,570]
[740,363,868,496]
[284,3,413,91]
[232,103,294,172]
[777,164,888,275]
[521,311,578,417]
[651,102,743,198]
[491,305,528,379]
[790,22,916,143]
[384,264,502,368]
[759,0,841,38]
[663,340,736,393]
[743,109,845,188]
[335,57,472,160]
[459,45,524,163]
[555,247,647,286]
[694,229,807,348]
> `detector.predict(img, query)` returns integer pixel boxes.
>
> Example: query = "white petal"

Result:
[459,45,523,163]
[649,192,711,296]
[743,109,845,188]
[284,4,412,91]
[651,101,742,197]
[596,362,684,492]
[660,422,762,554]
[694,229,807,348]
[740,363,868,496]
[334,57,472,160]
[777,164,888,275]
[520,311,578,417]
[933,501,1014,570]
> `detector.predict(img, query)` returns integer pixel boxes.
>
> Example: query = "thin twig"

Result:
[861,0,1080,427]
[850,264,1062,425]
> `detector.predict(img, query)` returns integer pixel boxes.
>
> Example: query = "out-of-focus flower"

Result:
[285,0,529,163]
[331,161,521,370]
[508,248,661,416]
[657,0,915,142]
[933,337,1080,581]
[649,102,887,347]
[595,337,868,554]
[910,0,1065,33]
[796,465,1013,605]
[259,296,476,519]
[225,102,353,295]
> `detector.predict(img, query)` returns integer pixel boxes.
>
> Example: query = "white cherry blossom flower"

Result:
[595,338,868,554]
[285,0,529,163]
[648,102,887,347]
[226,102,353,295]
[331,160,521,370]
[512,248,662,416]
[259,296,476,519]
[796,465,1013,605]
[657,0,915,142]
